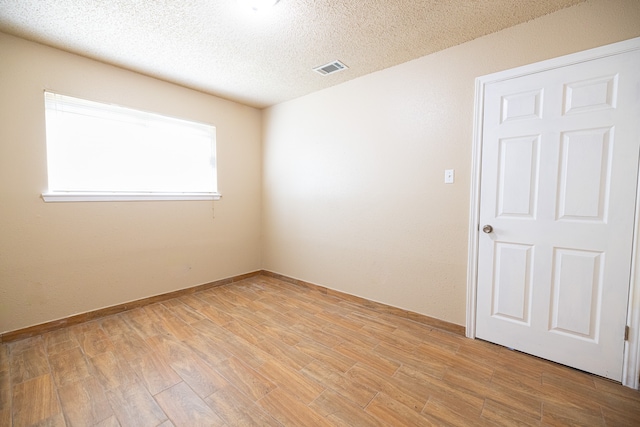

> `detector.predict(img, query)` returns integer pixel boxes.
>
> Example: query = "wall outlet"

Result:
[444,169,454,184]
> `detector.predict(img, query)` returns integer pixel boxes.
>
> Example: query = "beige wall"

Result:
[0,33,263,333]
[262,0,640,326]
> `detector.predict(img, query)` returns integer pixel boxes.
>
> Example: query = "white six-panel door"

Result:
[475,48,640,380]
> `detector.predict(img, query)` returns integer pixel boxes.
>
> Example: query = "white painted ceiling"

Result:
[0,0,583,108]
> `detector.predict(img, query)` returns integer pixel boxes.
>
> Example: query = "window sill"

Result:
[41,192,222,202]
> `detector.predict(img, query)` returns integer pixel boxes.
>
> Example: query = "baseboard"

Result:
[1,269,465,343]
[261,270,466,336]
[0,270,261,343]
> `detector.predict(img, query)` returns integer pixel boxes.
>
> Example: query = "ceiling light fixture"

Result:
[238,0,280,12]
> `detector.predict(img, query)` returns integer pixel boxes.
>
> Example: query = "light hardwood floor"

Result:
[2,275,639,426]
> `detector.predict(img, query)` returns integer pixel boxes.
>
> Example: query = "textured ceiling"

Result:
[0,0,584,108]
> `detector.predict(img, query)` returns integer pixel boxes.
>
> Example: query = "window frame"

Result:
[41,91,221,203]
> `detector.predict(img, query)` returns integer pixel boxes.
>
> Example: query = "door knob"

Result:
[482,224,493,234]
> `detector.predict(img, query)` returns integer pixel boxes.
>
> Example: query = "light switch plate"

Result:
[444,169,454,184]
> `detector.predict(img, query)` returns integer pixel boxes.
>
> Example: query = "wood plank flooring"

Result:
[2,275,639,426]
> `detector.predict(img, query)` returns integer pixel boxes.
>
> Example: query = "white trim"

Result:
[465,77,485,340]
[42,192,221,202]
[624,158,640,389]
[466,36,640,388]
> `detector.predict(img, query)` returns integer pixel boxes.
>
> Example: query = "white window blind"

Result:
[42,91,219,202]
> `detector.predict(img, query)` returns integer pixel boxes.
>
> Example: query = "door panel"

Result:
[492,242,533,324]
[476,49,640,380]
[550,247,602,340]
[497,135,539,218]
[557,128,612,221]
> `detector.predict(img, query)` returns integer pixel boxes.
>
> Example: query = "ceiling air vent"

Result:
[313,60,348,76]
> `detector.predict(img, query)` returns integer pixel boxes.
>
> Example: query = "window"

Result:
[42,91,219,202]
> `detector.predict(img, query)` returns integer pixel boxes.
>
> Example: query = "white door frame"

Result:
[466,36,640,389]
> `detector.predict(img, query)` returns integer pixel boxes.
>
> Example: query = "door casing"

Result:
[466,36,640,389]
